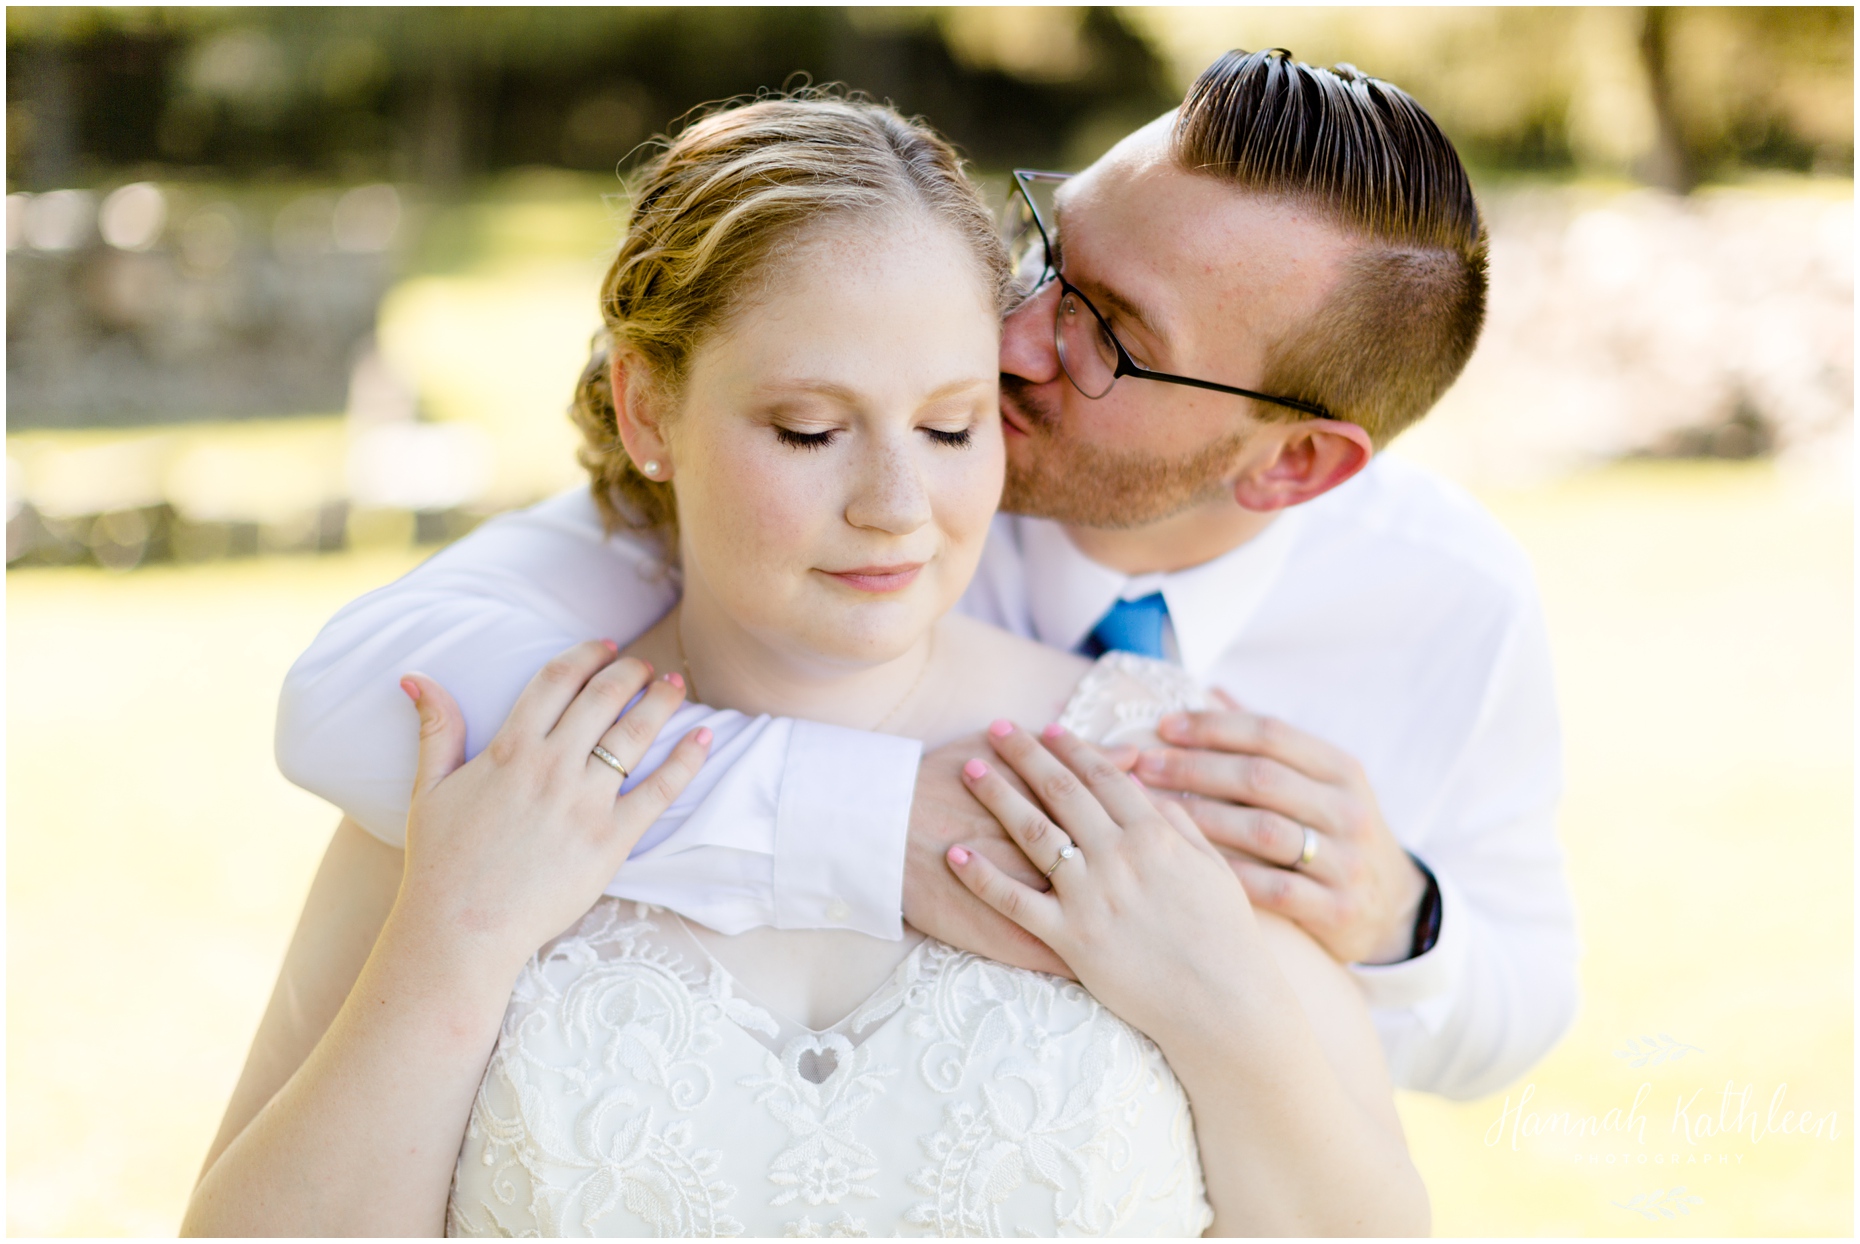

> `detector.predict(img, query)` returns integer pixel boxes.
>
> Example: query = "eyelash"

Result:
[773,426,974,450]
[924,427,973,448]
[774,427,835,450]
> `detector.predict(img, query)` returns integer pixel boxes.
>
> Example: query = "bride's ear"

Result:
[609,349,675,481]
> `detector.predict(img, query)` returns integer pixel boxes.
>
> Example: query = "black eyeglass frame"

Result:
[1009,168,1336,421]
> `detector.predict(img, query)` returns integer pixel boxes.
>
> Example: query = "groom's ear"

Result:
[1231,418,1373,513]
[609,350,674,475]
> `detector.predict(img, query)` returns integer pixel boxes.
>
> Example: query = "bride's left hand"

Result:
[945,719,1266,1049]
[951,721,1433,1238]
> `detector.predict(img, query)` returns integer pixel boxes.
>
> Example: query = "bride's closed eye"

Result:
[921,425,974,448]
[773,425,837,450]
[772,425,976,450]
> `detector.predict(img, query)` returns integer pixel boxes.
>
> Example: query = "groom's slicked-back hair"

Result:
[1174,49,1488,446]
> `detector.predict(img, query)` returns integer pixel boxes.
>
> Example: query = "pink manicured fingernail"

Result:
[399,677,420,702]
[665,672,684,689]
[1042,722,1065,740]
[600,638,619,653]
[1159,713,1187,735]
[948,845,972,866]
[695,727,712,746]
[988,719,1013,738]
[963,758,989,780]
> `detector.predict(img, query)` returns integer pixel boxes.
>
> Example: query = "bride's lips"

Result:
[822,562,925,593]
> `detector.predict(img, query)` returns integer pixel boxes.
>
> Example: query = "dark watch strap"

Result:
[1407,852,1443,960]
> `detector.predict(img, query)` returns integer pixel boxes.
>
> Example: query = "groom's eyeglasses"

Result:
[1004,169,1336,420]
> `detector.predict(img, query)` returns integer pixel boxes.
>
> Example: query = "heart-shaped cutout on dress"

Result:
[796,1046,839,1085]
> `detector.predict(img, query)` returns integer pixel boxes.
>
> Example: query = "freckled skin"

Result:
[1036,138,1351,466]
[660,214,1004,685]
[997,121,1361,556]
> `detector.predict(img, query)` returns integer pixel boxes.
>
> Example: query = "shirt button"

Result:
[826,900,852,924]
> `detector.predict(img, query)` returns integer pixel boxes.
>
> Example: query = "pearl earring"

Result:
[641,460,661,478]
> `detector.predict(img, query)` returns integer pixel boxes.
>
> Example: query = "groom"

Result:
[279,49,1576,1101]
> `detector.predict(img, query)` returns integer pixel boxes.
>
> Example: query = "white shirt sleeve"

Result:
[273,488,921,940]
[607,710,919,938]
[1347,597,1580,1100]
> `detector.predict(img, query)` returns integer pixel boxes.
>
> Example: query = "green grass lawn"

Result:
[1398,460,1853,1236]
[5,458,1850,1235]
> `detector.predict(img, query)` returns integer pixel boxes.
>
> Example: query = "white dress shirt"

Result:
[275,453,1576,1099]
[963,456,1576,1097]
[274,496,920,938]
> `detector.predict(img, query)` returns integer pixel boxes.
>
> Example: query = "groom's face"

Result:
[997,126,1358,528]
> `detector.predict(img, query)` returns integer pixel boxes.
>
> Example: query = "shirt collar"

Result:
[1018,507,1306,681]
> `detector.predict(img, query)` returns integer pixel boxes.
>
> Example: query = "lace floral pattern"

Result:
[741,1033,893,1209]
[449,654,1214,1237]
[450,909,1208,1237]
[447,904,749,1238]
[1056,651,1211,748]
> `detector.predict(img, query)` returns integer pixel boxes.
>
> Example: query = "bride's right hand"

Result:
[396,640,712,973]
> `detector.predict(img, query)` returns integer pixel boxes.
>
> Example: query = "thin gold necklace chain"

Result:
[674,609,934,734]
[873,628,935,733]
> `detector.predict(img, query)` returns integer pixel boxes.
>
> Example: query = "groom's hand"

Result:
[1135,691,1428,966]
[904,732,1072,978]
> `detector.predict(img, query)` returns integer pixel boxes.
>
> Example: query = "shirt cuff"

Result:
[772,721,923,939]
[1348,869,1474,1032]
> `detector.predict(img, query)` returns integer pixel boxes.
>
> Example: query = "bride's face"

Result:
[664,213,1003,669]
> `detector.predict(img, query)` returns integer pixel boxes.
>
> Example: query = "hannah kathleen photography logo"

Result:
[1481,1034,1844,1164]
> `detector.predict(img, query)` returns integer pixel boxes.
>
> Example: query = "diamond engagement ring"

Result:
[590,744,630,780]
[1294,825,1319,870]
[1043,840,1078,879]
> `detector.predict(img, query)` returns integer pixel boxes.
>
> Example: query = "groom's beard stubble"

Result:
[997,378,1250,531]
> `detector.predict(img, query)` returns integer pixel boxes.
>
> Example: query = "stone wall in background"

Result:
[1397,184,1853,487]
[6,181,1852,572]
[5,181,400,427]
[5,8,1850,571]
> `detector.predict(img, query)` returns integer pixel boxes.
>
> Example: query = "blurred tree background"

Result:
[5,11,1853,1237]
[4,5,1851,564]
[5,7,1177,193]
[6,6,1851,194]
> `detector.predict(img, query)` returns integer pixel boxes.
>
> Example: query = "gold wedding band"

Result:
[1294,825,1318,870]
[590,744,630,780]
[1043,840,1078,879]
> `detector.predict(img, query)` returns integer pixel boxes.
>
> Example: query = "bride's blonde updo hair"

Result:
[570,91,1014,540]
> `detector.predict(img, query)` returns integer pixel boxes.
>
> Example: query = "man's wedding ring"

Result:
[1043,840,1078,879]
[1294,825,1319,870]
[590,744,630,780]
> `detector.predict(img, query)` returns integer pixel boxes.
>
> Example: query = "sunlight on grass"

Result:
[5,459,1851,1234]
[1394,460,1853,1236]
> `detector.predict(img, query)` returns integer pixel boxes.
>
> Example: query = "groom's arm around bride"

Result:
[275,46,1577,1105]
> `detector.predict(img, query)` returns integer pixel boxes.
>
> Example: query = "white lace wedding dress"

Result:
[447,654,1215,1238]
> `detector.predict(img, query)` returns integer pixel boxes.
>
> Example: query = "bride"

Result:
[184,95,1426,1237]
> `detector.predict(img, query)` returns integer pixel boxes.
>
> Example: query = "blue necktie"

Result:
[1080,592,1170,659]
